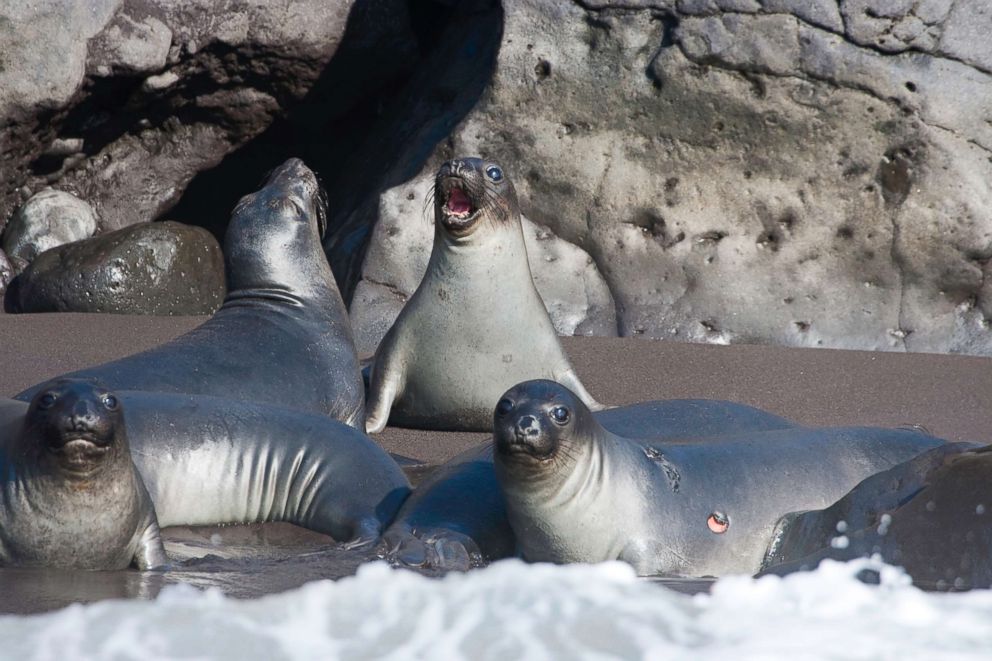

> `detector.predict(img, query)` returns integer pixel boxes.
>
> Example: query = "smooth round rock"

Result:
[5,221,225,315]
[2,189,99,271]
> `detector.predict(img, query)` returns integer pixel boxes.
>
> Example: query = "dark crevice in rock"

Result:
[324,1,504,300]
[164,0,503,302]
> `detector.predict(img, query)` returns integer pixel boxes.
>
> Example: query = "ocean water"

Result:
[2,557,990,660]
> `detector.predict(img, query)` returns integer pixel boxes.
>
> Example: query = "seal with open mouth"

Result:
[492,380,949,577]
[364,158,602,432]
[0,380,168,570]
[16,159,365,429]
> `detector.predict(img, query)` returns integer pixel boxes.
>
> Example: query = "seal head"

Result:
[435,158,517,238]
[225,157,329,299]
[493,379,595,467]
[1,378,169,570]
[22,379,127,479]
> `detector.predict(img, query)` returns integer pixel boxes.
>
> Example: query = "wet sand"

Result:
[3,313,991,463]
[1,313,990,613]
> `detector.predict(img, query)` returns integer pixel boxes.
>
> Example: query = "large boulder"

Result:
[349,170,617,354]
[5,221,225,315]
[349,0,992,354]
[2,189,99,272]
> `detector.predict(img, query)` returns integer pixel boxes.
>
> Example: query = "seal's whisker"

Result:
[423,184,437,224]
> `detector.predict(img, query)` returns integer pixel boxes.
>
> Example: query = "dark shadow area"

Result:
[165,0,504,301]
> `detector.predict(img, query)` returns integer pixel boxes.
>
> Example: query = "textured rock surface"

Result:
[4,0,992,355]
[0,250,13,298]
[373,0,992,354]
[350,170,617,354]
[5,221,224,315]
[2,189,99,272]
[0,0,407,234]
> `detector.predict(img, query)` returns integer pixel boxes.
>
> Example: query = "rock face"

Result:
[361,0,992,354]
[4,0,992,356]
[5,221,225,315]
[0,250,13,297]
[2,189,99,272]
[0,0,412,236]
[349,170,617,354]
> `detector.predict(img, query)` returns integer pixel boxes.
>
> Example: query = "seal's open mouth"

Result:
[439,179,481,233]
[447,188,473,217]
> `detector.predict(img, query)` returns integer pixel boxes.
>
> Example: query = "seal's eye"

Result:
[550,406,570,425]
[496,398,514,417]
[102,395,119,411]
[485,165,503,182]
[37,393,57,410]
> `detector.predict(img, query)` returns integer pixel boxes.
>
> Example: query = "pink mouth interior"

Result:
[447,188,472,215]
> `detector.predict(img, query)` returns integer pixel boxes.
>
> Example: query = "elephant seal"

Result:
[760,442,991,589]
[380,396,798,570]
[0,380,168,570]
[16,159,365,429]
[365,157,600,433]
[2,385,410,544]
[492,380,947,577]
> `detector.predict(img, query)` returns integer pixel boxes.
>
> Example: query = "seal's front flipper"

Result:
[365,366,400,434]
[376,526,478,573]
[134,521,171,571]
[340,517,382,550]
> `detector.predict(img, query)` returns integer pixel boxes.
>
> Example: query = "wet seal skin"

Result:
[381,395,800,571]
[365,157,602,433]
[0,380,168,570]
[16,158,365,429]
[492,380,949,577]
[1,387,411,547]
[760,441,991,589]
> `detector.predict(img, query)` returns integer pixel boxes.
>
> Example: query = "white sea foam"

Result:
[3,558,992,661]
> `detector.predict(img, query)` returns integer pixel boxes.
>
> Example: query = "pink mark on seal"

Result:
[707,512,729,534]
[447,188,472,215]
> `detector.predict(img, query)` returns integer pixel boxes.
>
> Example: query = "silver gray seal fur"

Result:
[381,397,798,570]
[493,380,948,577]
[365,157,600,433]
[17,159,365,428]
[1,390,411,544]
[0,380,167,570]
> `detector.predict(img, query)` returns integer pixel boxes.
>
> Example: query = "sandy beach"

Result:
[3,313,991,466]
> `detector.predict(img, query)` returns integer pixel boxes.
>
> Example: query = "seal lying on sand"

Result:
[0,381,167,570]
[380,396,798,570]
[492,380,948,577]
[760,442,991,589]
[3,381,411,544]
[365,157,600,433]
[17,159,365,429]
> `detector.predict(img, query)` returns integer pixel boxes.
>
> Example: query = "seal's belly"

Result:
[394,342,566,429]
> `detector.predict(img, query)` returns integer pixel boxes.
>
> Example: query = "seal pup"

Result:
[365,157,600,433]
[760,442,991,589]
[380,397,798,570]
[493,380,947,577]
[16,159,365,429]
[3,384,410,544]
[0,380,168,570]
